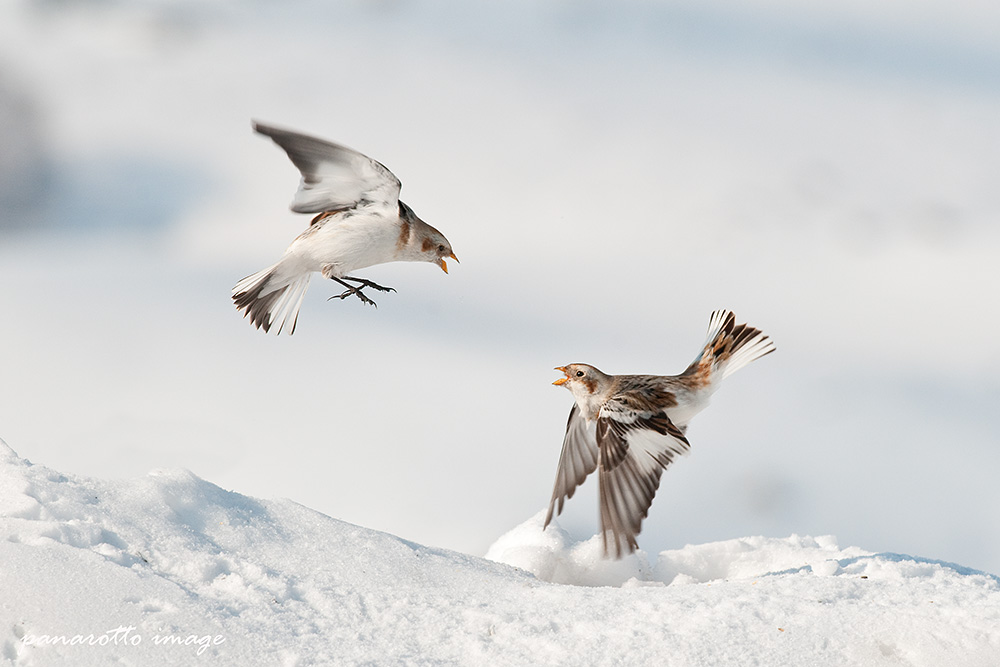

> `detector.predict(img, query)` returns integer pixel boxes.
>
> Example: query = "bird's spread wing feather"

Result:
[544,404,599,528]
[253,121,402,215]
[595,399,690,557]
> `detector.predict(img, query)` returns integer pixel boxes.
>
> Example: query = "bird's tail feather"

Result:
[685,309,775,383]
[232,263,311,335]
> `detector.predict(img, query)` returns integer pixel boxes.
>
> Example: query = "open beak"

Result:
[439,253,459,274]
[552,366,569,386]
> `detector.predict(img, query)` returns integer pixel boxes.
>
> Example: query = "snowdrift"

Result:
[2,439,998,666]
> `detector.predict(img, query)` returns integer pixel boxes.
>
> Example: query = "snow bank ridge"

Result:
[3,439,1000,667]
[485,509,1000,589]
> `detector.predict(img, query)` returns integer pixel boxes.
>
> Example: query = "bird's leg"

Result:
[341,276,396,294]
[327,277,378,307]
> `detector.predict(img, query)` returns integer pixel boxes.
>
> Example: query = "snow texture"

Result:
[1,0,1000,578]
[3,439,998,666]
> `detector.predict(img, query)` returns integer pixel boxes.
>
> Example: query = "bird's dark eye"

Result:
[575,371,584,377]
[438,245,446,253]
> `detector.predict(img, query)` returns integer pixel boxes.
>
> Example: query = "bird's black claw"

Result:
[327,276,388,307]
[327,288,377,307]
[341,276,394,293]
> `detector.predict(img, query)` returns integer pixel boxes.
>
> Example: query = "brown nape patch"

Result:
[396,219,412,251]
[421,237,435,252]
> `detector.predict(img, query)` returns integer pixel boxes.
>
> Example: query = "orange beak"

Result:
[552,367,569,386]
[439,252,459,274]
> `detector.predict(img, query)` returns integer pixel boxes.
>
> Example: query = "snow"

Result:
[2,1,1000,659]
[1,0,998,577]
[3,439,999,666]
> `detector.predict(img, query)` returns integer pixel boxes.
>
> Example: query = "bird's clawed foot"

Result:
[331,287,377,307]
[343,276,396,294]
[327,276,395,308]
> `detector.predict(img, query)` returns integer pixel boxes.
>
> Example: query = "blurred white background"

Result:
[1,0,998,573]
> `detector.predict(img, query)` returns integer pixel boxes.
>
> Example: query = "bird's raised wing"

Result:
[595,400,690,558]
[253,121,402,215]
[544,404,599,529]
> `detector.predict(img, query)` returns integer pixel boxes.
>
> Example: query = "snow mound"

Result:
[3,439,999,666]
[483,510,656,586]
[0,440,526,666]
[485,511,995,590]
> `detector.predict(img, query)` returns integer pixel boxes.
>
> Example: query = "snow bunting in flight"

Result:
[233,121,458,334]
[547,310,775,557]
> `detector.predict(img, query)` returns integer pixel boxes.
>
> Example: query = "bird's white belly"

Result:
[288,215,401,277]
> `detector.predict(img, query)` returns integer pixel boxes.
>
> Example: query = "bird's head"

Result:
[422,228,459,274]
[553,364,608,399]
[399,201,459,273]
